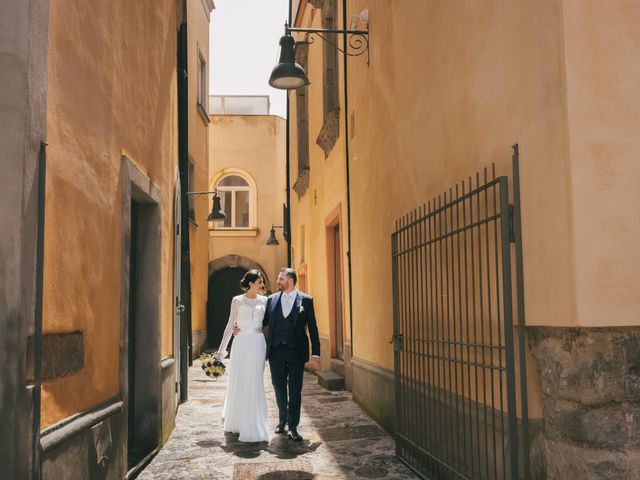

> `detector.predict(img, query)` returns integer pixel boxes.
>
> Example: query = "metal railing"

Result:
[392,147,529,480]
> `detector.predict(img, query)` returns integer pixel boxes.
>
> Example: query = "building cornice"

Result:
[201,0,215,20]
[294,0,317,28]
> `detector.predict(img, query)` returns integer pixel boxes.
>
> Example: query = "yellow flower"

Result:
[199,352,226,380]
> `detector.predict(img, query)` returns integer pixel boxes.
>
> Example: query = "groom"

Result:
[263,268,320,442]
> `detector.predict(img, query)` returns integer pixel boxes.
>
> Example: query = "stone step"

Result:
[317,370,345,391]
[330,358,345,377]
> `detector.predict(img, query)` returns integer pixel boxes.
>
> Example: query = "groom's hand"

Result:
[310,355,320,369]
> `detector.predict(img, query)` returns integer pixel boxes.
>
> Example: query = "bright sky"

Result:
[210,0,289,118]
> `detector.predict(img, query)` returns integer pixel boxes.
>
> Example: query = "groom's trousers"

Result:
[268,345,304,429]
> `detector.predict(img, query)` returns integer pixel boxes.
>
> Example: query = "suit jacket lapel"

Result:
[270,293,282,326]
[292,294,302,330]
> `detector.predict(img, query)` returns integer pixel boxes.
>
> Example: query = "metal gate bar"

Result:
[392,150,529,480]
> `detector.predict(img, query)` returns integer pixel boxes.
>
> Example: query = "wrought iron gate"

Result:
[392,146,530,480]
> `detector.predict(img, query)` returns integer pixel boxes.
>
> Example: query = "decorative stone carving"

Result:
[316,109,340,158]
[528,326,640,479]
[295,41,311,192]
[293,168,310,197]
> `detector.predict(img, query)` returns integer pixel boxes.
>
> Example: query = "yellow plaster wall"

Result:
[208,115,288,286]
[187,0,211,339]
[289,0,624,419]
[43,0,180,427]
[345,0,574,372]
[561,0,640,327]
[287,3,351,352]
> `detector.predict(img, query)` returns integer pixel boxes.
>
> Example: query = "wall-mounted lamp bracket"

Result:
[186,190,216,198]
[287,26,370,65]
[267,224,287,246]
[185,190,226,221]
[269,22,370,90]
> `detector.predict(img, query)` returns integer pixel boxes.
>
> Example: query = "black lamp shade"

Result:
[208,193,226,221]
[266,227,280,246]
[268,34,310,90]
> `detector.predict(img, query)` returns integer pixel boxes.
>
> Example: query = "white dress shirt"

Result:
[280,289,298,317]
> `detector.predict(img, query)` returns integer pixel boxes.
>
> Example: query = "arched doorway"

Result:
[206,255,271,349]
[206,267,245,349]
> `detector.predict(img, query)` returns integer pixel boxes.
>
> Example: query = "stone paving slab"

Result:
[138,361,420,480]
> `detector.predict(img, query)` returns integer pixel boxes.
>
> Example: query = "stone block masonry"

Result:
[528,326,640,480]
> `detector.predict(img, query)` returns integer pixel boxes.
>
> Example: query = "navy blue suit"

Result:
[263,291,320,430]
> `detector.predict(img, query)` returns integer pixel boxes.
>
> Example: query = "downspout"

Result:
[285,0,293,266]
[286,100,292,266]
[342,0,354,357]
[32,141,47,480]
[177,6,192,402]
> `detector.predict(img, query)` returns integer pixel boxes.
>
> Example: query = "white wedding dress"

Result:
[217,294,272,442]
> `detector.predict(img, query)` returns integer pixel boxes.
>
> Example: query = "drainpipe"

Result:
[32,141,47,480]
[342,0,354,357]
[177,6,192,402]
[285,0,293,267]
[285,99,292,266]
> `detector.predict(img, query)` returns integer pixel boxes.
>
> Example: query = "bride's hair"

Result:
[240,269,263,291]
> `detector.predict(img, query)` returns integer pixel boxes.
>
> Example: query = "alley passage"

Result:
[138,361,420,479]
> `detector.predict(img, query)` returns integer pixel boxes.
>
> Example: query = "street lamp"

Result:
[266,225,285,246]
[266,203,289,247]
[268,22,369,90]
[268,32,310,89]
[185,190,226,221]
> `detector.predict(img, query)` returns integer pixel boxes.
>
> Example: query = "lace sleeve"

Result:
[217,296,238,359]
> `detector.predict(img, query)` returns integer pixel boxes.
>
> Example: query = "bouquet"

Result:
[199,352,226,379]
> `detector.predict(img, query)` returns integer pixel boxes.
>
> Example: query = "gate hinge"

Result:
[509,204,516,243]
[391,334,404,351]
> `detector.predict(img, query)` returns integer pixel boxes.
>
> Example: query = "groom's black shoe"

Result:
[275,422,287,434]
[287,429,303,442]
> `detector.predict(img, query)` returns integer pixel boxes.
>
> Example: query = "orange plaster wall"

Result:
[187,0,211,340]
[288,0,640,417]
[42,0,179,427]
[344,0,573,371]
[287,1,595,419]
[561,0,640,327]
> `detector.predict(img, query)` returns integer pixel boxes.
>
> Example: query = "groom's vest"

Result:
[271,297,296,349]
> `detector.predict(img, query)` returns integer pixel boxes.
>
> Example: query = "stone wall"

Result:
[528,327,640,479]
[41,401,125,480]
[0,0,50,477]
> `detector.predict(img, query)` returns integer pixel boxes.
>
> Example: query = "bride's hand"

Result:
[232,325,241,336]
[216,350,228,359]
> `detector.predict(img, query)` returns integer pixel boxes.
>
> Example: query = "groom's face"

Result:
[276,272,292,291]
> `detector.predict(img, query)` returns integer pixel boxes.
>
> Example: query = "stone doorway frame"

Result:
[208,255,272,293]
[120,155,162,472]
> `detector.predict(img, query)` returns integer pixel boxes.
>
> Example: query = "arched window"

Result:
[213,173,254,229]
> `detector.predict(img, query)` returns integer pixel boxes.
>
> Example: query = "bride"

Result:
[216,269,271,443]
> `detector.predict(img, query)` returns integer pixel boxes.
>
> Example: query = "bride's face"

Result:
[249,277,264,294]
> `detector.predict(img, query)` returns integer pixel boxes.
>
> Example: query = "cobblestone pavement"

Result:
[138,360,420,480]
